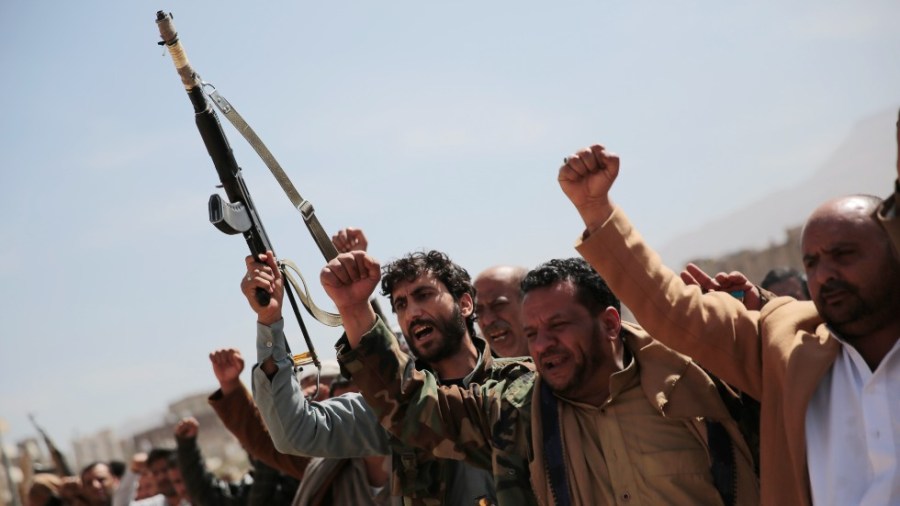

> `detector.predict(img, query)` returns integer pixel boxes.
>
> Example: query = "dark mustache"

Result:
[483,321,511,334]
[408,317,436,335]
[818,279,858,298]
[538,347,567,361]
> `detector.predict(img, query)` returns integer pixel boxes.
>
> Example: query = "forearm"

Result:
[575,206,765,398]
[252,321,392,457]
[112,469,138,506]
[176,438,229,506]
[338,302,377,349]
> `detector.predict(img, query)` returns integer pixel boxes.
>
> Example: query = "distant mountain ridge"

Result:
[658,109,898,267]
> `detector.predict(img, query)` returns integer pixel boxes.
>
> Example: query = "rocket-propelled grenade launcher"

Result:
[155,11,351,387]
[155,10,275,306]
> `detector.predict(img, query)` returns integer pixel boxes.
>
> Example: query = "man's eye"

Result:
[834,249,855,259]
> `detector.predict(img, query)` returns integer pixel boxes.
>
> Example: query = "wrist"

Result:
[337,303,378,347]
[579,201,615,235]
[175,434,196,445]
[220,378,240,395]
[258,314,283,327]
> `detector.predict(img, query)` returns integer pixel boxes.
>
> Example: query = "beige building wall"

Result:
[687,225,804,285]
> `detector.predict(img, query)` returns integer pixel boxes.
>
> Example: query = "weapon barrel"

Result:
[156,11,274,303]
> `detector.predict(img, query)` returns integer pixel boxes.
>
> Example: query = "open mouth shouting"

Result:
[539,351,570,380]
[408,318,438,344]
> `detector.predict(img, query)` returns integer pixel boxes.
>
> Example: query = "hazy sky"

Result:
[2,1,899,455]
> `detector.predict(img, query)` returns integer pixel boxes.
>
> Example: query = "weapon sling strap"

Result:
[200,85,343,329]
[204,86,340,262]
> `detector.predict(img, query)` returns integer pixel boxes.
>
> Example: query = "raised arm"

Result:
[174,417,242,506]
[208,348,310,479]
[559,145,768,397]
[251,324,393,458]
[238,252,392,458]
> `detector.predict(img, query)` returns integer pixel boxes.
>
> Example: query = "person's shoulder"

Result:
[758,298,827,355]
[489,361,536,410]
[489,356,535,379]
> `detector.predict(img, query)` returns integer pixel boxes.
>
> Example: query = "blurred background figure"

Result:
[760,267,810,300]
[26,473,62,506]
[129,448,188,506]
[108,462,126,481]
[80,462,119,506]
[473,265,530,358]
[296,360,342,401]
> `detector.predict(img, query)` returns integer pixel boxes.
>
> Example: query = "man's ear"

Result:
[459,292,475,318]
[599,306,621,341]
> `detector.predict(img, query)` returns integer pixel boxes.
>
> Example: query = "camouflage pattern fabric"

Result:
[337,318,537,505]
[339,317,760,506]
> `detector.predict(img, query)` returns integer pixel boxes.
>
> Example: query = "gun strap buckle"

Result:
[204,84,339,262]
[298,200,315,222]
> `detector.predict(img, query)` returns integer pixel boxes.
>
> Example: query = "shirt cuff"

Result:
[257,318,289,363]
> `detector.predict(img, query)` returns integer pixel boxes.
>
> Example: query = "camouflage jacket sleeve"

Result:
[337,317,502,470]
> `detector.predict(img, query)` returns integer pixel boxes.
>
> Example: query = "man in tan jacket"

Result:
[557,135,900,505]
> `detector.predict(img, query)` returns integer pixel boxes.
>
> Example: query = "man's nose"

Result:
[406,299,427,319]
[811,261,839,287]
[530,329,556,354]
[478,308,495,327]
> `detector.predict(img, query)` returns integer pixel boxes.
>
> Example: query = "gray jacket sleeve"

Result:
[251,319,392,458]
[112,469,138,506]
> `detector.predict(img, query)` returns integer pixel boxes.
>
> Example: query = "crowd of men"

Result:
[23,112,900,505]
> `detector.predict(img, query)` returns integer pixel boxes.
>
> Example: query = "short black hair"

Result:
[108,460,126,479]
[146,448,175,468]
[522,257,621,314]
[381,250,477,337]
[329,377,354,397]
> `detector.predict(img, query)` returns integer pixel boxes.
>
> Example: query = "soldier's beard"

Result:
[406,305,467,364]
